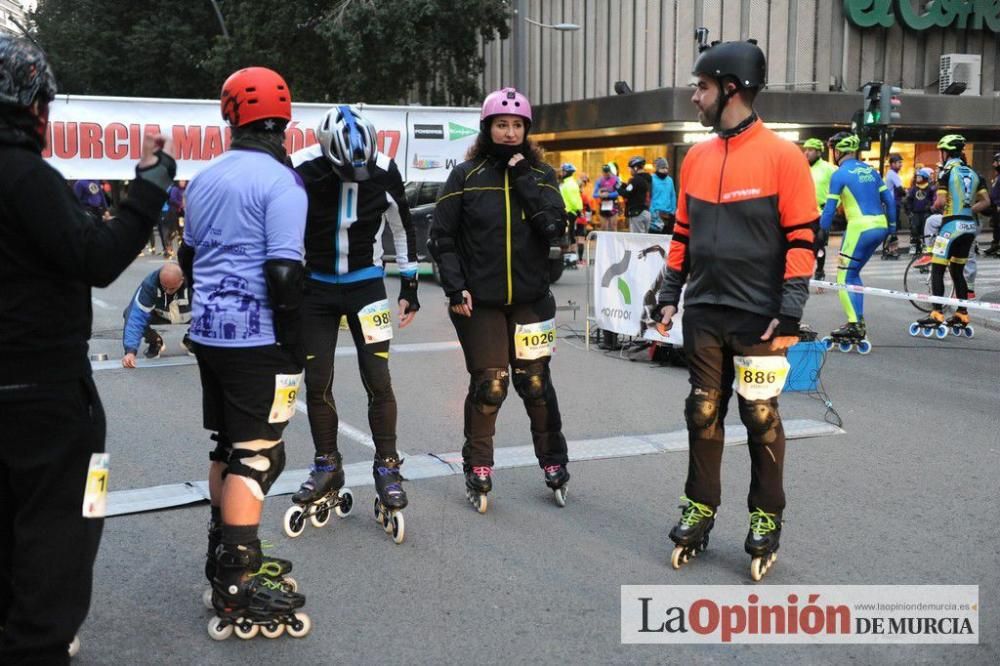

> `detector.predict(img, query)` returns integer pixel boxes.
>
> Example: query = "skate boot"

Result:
[207,541,311,640]
[143,332,163,359]
[823,319,871,354]
[182,333,195,356]
[464,464,493,514]
[984,242,1000,257]
[945,311,975,338]
[909,310,947,339]
[668,496,716,570]
[283,453,354,538]
[373,454,407,544]
[745,508,782,582]
[203,521,297,609]
[543,464,570,507]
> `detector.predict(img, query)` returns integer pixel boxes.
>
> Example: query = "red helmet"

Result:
[220,67,291,128]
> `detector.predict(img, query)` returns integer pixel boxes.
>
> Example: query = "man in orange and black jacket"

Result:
[655,40,817,577]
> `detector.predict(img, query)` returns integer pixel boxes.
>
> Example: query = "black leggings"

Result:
[302,278,397,458]
[682,305,788,514]
[449,292,568,468]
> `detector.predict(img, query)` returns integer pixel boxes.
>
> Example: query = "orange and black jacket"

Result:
[656,118,817,323]
[429,155,565,306]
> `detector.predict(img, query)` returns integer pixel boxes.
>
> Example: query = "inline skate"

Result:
[543,464,570,507]
[668,496,716,570]
[464,464,492,514]
[372,454,407,544]
[207,541,311,640]
[944,311,975,338]
[908,310,948,339]
[283,452,354,539]
[203,519,297,609]
[822,319,871,354]
[745,508,782,582]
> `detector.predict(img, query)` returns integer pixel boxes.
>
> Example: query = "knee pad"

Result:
[227,440,286,500]
[208,432,232,463]
[685,387,722,439]
[739,398,780,445]
[513,362,548,406]
[470,368,509,415]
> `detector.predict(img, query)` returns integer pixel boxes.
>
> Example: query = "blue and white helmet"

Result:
[317,105,378,181]
[560,162,575,175]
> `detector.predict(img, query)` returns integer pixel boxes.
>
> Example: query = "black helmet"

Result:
[692,40,767,90]
[627,156,645,169]
[0,36,57,109]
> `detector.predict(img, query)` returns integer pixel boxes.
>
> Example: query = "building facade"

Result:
[0,0,30,37]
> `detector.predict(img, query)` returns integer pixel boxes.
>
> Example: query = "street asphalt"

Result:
[70,236,999,665]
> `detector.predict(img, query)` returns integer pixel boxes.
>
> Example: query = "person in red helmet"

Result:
[178,66,311,640]
[429,87,570,513]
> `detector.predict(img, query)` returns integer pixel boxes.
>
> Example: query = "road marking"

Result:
[91,297,114,310]
[105,419,843,516]
[294,399,409,458]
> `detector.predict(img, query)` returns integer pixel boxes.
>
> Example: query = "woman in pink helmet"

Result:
[429,87,571,512]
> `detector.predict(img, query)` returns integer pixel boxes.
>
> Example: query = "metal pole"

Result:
[208,0,230,39]
[512,0,526,92]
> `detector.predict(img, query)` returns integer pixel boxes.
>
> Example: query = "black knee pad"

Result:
[685,387,722,439]
[739,398,781,445]
[470,368,509,415]
[208,432,232,463]
[227,440,286,500]
[513,362,548,406]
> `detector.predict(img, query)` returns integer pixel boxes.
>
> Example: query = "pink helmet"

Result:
[480,87,532,123]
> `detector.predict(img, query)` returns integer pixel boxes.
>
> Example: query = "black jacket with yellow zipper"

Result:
[429,154,566,307]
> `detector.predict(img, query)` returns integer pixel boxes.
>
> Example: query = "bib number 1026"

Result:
[514,319,556,360]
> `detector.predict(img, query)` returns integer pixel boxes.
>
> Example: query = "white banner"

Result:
[42,95,479,182]
[592,232,682,345]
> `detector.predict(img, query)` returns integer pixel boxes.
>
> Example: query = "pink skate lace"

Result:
[472,466,493,478]
[543,465,562,474]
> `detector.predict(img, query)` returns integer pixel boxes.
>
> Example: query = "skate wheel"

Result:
[670,545,685,569]
[750,557,766,581]
[391,512,405,544]
[282,505,307,539]
[202,586,214,610]
[964,326,974,338]
[207,617,233,641]
[68,635,80,657]
[935,325,947,339]
[908,322,919,336]
[553,486,567,507]
[235,620,259,640]
[310,503,332,528]
[467,490,488,514]
[335,488,354,517]
[281,576,299,593]
[287,612,312,638]
[838,341,852,353]
[372,497,383,522]
[822,336,833,351]
[921,327,933,338]
[856,340,872,354]
[261,621,285,639]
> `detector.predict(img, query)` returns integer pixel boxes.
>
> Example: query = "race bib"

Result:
[734,355,790,401]
[931,234,950,258]
[359,299,393,344]
[600,199,614,212]
[268,372,303,424]
[514,319,556,360]
[82,453,110,518]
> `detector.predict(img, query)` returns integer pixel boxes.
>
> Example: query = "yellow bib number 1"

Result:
[733,355,789,401]
[269,372,304,424]
[82,453,110,518]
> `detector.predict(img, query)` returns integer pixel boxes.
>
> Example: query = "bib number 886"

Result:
[743,370,777,385]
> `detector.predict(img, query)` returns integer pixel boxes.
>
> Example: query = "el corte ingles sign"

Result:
[844,0,1000,31]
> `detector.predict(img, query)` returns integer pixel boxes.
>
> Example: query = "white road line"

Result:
[91,297,114,310]
[105,419,843,516]
[293,399,407,457]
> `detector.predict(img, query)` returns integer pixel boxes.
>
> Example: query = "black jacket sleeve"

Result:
[428,167,468,297]
[11,163,166,287]
[511,164,566,242]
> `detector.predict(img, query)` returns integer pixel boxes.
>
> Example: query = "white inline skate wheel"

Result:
[202,587,214,610]
[372,497,383,522]
[751,557,765,581]
[310,503,332,529]
[335,488,354,517]
[670,545,685,570]
[838,341,852,353]
[260,621,285,639]
[964,326,974,338]
[207,617,233,641]
[554,486,567,507]
[287,612,312,638]
[68,635,80,657]
[935,325,947,339]
[921,327,933,338]
[476,493,488,514]
[857,340,872,354]
[391,512,405,544]
[281,575,298,593]
[822,336,834,351]
[282,505,307,539]
[234,621,259,640]
[908,322,919,336]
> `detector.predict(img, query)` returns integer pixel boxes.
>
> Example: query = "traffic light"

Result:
[879,85,902,125]
[861,82,882,126]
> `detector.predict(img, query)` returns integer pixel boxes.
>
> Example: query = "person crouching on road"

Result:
[120,263,193,367]
[429,87,571,512]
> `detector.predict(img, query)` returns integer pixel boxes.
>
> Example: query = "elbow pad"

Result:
[264,259,304,312]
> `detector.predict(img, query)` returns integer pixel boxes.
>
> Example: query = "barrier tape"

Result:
[810,280,1000,312]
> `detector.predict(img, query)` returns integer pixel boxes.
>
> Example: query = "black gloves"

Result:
[398,277,420,314]
[135,149,177,192]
